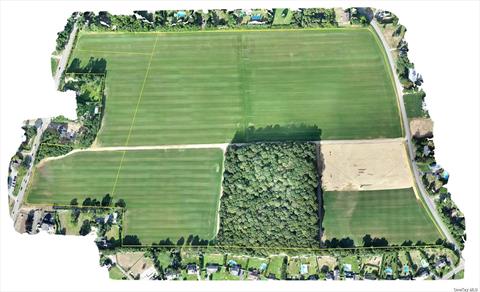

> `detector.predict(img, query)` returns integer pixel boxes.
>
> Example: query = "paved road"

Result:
[442,259,465,279]
[371,20,459,250]
[11,118,51,220]
[53,22,78,88]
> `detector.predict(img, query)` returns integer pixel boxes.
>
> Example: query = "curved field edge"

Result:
[25,148,224,245]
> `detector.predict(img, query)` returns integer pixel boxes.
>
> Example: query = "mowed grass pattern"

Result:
[26,149,224,244]
[71,28,402,146]
[322,188,441,245]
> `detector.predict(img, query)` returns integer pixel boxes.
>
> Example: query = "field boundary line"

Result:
[39,143,73,148]
[121,243,444,251]
[77,48,151,56]
[64,72,106,76]
[80,27,367,36]
[111,33,160,197]
[22,202,124,211]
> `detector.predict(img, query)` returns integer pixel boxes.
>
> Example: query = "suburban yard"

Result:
[26,148,224,244]
[69,28,402,146]
[322,188,442,245]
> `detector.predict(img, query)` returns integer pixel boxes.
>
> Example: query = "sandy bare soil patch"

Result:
[334,8,350,26]
[67,122,82,133]
[365,255,382,266]
[13,208,29,233]
[380,23,404,49]
[320,139,412,191]
[410,118,433,138]
[317,256,337,270]
[129,257,155,278]
[116,252,144,271]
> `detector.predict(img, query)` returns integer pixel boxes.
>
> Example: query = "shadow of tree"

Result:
[67,57,107,73]
[123,235,141,245]
[232,124,321,143]
[362,234,389,247]
[324,237,355,248]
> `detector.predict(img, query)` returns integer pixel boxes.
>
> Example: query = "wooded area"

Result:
[217,143,321,248]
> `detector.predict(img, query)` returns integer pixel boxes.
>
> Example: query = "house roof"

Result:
[230,264,240,271]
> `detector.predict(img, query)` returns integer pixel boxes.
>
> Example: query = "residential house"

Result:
[206,264,219,274]
[186,264,198,275]
[165,271,178,280]
[435,258,447,269]
[140,266,158,280]
[364,273,377,280]
[333,269,340,280]
[266,273,276,280]
[247,270,260,280]
[229,264,242,276]
[416,267,430,279]
[40,223,55,234]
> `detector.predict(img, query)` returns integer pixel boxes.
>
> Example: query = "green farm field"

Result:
[69,28,402,146]
[26,148,224,245]
[322,188,442,245]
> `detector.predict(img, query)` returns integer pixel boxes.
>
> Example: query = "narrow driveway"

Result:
[11,118,51,219]
[371,20,459,250]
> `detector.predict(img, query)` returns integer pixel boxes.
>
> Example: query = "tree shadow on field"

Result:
[67,57,107,73]
[123,235,141,246]
[231,124,322,143]
[155,234,214,247]
[324,237,355,248]
[362,234,389,247]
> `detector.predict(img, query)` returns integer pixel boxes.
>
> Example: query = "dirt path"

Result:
[37,143,229,166]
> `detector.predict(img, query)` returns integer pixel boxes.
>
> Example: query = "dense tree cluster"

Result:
[35,130,74,163]
[292,8,336,27]
[64,73,105,148]
[18,125,37,152]
[56,13,77,51]
[217,143,321,248]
